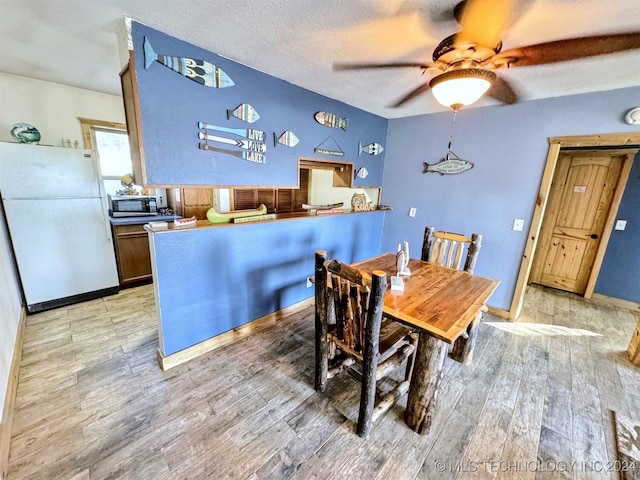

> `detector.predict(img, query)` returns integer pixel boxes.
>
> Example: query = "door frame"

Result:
[508,132,640,320]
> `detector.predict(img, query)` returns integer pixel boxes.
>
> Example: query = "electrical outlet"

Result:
[409,207,416,217]
[615,220,627,231]
[513,219,524,231]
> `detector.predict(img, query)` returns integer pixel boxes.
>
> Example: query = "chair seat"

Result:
[328,317,412,363]
[379,318,414,362]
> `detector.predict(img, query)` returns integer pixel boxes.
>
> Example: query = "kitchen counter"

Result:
[109,214,182,226]
[144,209,386,233]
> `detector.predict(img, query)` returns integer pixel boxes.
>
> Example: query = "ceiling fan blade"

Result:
[494,32,640,67]
[486,76,518,104]
[333,62,432,71]
[389,82,432,108]
[457,0,513,48]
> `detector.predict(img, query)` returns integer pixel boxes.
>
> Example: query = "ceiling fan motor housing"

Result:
[432,34,502,64]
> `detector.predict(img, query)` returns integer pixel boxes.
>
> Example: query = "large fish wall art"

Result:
[227,104,260,124]
[198,121,265,142]
[358,141,384,156]
[314,111,349,131]
[198,132,266,153]
[423,152,474,175]
[273,131,299,148]
[143,37,234,88]
[199,143,266,164]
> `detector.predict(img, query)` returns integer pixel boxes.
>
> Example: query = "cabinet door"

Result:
[233,189,258,210]
[184,205,211,220]
[276,189,293,213]
[114,225,152,287]
[182,188,213,206]
[258,189,276,211]
[293,169,310,212]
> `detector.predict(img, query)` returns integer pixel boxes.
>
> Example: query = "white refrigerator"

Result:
[0,142,119,313]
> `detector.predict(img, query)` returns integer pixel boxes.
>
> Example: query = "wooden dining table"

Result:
[352,253,500,435]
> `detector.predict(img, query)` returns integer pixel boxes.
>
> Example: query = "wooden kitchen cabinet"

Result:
[112,224,152,288]
[232,169,309,213]
[167,187,213,219]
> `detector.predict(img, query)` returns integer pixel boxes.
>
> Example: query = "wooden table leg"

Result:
[449,310,482,365]
[404,332,448,435]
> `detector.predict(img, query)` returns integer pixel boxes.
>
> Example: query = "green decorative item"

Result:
[206,204,268,224]
[10,123,41,144]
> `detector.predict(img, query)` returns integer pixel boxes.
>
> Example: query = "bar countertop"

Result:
[109,213,182,226]
[143,209,387,233]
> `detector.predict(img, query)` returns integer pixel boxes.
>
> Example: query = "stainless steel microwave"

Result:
[108,195,158,217]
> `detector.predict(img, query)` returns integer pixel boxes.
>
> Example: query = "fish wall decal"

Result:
[198,122,265,142]
[314,111,349,131]
[273,131,299,148]
[198,132,266,153]
[358,141,384,156]
[227,104,260,124]
[143,37,234,88]
[356,167,369,179]
[423,153,474,176]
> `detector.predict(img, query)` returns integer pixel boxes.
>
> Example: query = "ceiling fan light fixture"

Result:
[430,68,496,110]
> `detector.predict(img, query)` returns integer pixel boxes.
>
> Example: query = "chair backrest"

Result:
[421,226,482,273]
[315,251,387,356]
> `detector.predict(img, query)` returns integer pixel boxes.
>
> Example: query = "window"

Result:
[78,117,133,196]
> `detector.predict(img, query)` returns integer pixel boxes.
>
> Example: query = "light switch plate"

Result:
[615,220,627,231]
[513,219,524,231]
[409,207,416,217]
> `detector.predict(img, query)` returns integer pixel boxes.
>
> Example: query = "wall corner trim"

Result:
[589,293,640,312]
[0,307,26,478]
[486,306,510,321]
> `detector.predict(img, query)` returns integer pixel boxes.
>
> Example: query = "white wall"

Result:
[0,73,125,146]
[0,72,125,417]
[309,169,380,210]
[0,207,21,421]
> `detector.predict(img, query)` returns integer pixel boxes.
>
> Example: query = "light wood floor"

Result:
[6,284,639,479]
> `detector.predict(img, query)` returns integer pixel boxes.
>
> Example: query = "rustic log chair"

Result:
[421,226,482,273]
[421,226,483,364]
[314,250,416,437]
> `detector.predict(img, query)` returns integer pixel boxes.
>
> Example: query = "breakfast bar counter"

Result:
[143,209,385,233]
[144,210,386,369]
[109,213,182,226]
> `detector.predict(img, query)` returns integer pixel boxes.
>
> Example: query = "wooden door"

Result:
[530,149,633,295]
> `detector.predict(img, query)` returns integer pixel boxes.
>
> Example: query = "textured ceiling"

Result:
[1,0,639,119]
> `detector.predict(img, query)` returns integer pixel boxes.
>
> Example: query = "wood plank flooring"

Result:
[6,284,640,479]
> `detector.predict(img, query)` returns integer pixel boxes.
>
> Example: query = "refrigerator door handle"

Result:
[92,151,114,243]
[99,195,113,242]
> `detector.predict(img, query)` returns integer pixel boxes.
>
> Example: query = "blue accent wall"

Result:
[131,22,387,187]
[382,87,640,309]
[153,212,384,356]
[132,20,639,318]
[595,151,640,303]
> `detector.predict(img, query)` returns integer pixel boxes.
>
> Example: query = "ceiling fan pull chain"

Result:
[447,109,458,156]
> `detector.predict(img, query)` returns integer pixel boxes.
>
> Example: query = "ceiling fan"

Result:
[333,0,640,110]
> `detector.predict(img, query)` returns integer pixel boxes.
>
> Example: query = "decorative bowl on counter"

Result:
[10,123,41,144]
